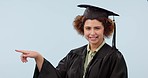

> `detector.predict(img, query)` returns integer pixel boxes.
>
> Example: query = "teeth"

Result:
[90,37,96,38]
[90,37,97,38]
[90,37,96,40]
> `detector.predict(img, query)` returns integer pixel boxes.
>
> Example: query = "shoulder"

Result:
[72,44,87,51]
[106,48,126,64]
[102,43,125,60]
[68,44,87,55]
[62,45,87,62]
[112,49,124,59]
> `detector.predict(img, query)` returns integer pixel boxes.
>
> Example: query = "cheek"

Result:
[97,30,105,37]
[100,30,104,34]
[83,30,89,37]
[100,31,104,36]
[84,32,88,37]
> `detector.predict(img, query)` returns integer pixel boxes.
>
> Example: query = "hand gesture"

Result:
[15,50,44,71]
[15,50,40,63]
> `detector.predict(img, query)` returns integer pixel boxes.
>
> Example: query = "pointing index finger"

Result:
[15,50,29,54]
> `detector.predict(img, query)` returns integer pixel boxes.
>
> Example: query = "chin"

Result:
[89,41,99,44]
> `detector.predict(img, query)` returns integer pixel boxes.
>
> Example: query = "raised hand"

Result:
[15,50,44,71]
[15,50,41,63]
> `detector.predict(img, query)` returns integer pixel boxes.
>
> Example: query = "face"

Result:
[84,19,104,46]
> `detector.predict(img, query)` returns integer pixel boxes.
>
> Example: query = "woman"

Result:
[16,4,128,78]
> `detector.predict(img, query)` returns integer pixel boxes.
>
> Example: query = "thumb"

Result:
[22,53,31,58]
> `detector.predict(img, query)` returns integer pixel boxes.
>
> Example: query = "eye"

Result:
[94,27,101,30]
[85,27,91,30]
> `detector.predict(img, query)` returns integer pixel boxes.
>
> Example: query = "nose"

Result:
[90,29,95,35]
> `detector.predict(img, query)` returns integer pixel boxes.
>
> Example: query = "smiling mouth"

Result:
[89,37,98,41]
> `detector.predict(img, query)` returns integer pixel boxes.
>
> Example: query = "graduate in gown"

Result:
[16,4,128,78]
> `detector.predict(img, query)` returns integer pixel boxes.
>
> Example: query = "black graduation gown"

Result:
[33,43,128,78]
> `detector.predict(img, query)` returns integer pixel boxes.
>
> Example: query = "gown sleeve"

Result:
[110,51,128,78]
[33,51,72,78]
[33,58,59,78]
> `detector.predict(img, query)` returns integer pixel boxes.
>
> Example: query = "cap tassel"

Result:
[112,16,117,50]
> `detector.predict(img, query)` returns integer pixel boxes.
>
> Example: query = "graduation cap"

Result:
[77,4,119,49]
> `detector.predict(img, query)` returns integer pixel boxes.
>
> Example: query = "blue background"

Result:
[0,0,148,78]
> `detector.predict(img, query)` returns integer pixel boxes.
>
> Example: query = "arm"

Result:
[110,52,128,78]
[34,53,44,72]
[16,49,72,78]
[15,49,69,78]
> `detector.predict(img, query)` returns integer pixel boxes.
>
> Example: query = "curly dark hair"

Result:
[73,15,114,38]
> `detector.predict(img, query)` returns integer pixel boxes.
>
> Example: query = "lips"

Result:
[89,36,98,41]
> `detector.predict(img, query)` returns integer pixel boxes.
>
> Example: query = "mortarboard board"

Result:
[77,4,119,19]
[77,4,119,49]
